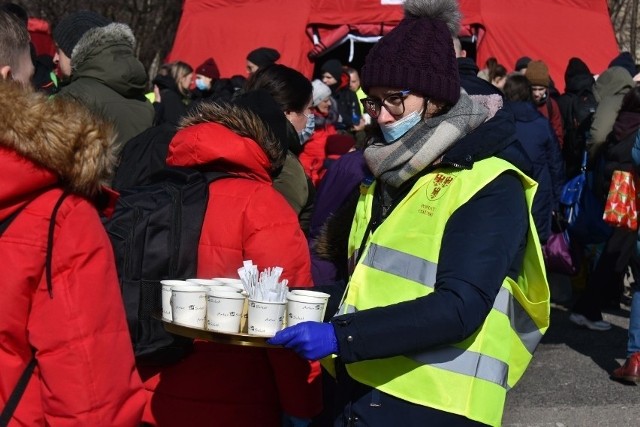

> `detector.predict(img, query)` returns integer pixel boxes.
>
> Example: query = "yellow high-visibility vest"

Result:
[334,157,550,426]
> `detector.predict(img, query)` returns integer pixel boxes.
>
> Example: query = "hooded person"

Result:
[0,79,147,425]
[587,65,635,158]
[138,89,321,427]
[557,57,598,177]
[608,51,638,79]
[246,47,280,75]
[52,10,154,156]
[269,0,550,426]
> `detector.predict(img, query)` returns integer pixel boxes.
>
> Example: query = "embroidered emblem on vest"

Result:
[426,173,455,200]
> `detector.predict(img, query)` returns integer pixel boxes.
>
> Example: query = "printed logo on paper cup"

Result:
[216,311,240,317]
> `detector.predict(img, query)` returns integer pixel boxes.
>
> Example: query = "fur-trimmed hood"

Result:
[68,22,148,98]
[0,81,115,198]
[167,102,286,179]
[72,22,135,70]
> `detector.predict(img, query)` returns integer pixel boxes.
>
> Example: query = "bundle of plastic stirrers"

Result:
[237,260,288,302]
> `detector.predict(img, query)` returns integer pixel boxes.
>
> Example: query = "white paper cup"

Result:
[247,299,286,336]
[225,282,246,292]
[215,285,243,293]
[291,290,331,299]
[287,292,327,326]
[171,285,207,328]
[160,279,191,287]
[161,284,174,321]
[212,277,243,286]
[206,290,246,333]
[160,280,191,321]
[291,290,330,319]
[195,281,242,294]
[187,278,221,286]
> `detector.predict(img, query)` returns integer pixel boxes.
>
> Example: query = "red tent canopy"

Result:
[169,0,619,91]
[168,0,403,78]
[459,0,619,91]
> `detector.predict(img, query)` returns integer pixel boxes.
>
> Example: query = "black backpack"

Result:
[112,124,176,192]
[561,91,598,178]
[104,167,229,365]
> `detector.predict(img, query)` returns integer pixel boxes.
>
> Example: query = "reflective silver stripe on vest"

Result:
[363,243,437,287]
[362,243,542,353]
[408,346,509,389]
[493,287,543,354]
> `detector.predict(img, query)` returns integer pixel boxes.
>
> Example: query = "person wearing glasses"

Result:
[269,0,550,426]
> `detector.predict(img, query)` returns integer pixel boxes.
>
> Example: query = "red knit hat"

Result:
[361,0,461,105]
[196,58,220,80]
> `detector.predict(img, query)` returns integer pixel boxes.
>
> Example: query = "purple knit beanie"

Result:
[361,0,461,105]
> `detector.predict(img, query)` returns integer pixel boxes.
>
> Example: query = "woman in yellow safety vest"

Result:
[269,0,550,425]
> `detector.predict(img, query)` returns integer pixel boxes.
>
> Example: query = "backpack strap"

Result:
[202,171,232,184]
[46,191,70,298]
[0,357,36,427]
[0,191,69,425]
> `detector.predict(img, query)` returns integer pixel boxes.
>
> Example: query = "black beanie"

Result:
[514,56,532,72]
[246,47,281,68]
[608,52,637,77]
[320,59,343,83]
[233,89,295,156]
[360,0,461,105]
[53,11,110,57]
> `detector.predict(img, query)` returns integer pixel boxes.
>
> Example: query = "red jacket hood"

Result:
[167,122,273,183]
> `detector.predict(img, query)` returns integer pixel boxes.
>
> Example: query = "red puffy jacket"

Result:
[139,116,321,426]
[0,82,146,426]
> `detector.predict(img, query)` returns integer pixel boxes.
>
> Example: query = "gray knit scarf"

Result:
[364,92,489,187]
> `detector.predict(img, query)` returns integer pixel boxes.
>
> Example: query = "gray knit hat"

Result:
[311,79,331,107]
[53,11,110,57]
[361,0,461,105]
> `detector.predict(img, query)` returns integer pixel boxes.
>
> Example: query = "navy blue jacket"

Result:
[330,107,532,426]
[505,101,565,242]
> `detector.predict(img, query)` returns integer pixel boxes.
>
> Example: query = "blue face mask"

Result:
[299,113,315,145]
[380,109,423,144]
[195,78,208,91]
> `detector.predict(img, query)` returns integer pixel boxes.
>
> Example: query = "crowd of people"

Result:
[2,0,640,425]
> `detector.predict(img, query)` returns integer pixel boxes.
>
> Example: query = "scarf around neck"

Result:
[364,92,488,187]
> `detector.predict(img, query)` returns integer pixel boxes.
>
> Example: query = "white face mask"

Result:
[379,109,423,144]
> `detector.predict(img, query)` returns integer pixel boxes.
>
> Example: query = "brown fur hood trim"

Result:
[180,101,287,172]
[0,81,116,197]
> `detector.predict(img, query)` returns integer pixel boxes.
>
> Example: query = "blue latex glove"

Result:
[268,321,338,360]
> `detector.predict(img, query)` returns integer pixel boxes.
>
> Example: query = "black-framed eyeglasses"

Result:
[361,90,411,119]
